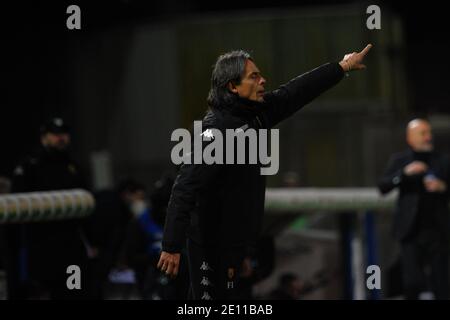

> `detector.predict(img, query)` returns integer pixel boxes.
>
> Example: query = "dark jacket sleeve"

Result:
[262,62,345,127]
[378,153,420,195]
[378,154,404,195]
[162,139,223,253]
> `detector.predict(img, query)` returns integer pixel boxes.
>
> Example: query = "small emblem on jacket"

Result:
[200,261,213,271]
[200,276,212,286]
[201,291,212,300]
[201,129,214,139]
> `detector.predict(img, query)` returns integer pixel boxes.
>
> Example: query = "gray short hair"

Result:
[207,50,252,110]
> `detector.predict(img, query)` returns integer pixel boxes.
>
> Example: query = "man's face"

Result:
[122,189,147,216]
[41,132,71,151]
[122,189,146,204]
[406,120,433,152]
[230,59,266,102]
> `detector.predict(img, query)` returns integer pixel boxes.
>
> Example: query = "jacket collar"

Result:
[227,97,267,119]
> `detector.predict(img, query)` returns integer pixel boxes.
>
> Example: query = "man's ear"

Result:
[227,82,238,94]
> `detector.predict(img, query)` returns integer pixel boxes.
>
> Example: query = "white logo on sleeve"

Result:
[200,276,212,286]
[201,291,212,300]
[200,261,213,271]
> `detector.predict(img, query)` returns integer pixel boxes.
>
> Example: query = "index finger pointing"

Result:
[359,44,372,56]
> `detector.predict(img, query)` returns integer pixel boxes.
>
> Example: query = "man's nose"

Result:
[260,77,266,85]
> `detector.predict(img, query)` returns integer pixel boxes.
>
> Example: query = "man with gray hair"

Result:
[379,119,450,299]
[159,45,372,299]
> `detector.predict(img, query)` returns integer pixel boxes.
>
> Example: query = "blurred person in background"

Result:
[117,180,159,298]
[234,235,275,299]
[118,175,189,299]
[88,178,147,299]
[5,117,95,299]
[158,44,372,299]
[378,118,450,299]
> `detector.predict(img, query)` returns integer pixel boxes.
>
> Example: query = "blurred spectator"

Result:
[116,180,155,298]
[378,118,450,299]
[5,117,94,299]
[235,235,275,299]
[87,178,145,299]
[118,175,190,299]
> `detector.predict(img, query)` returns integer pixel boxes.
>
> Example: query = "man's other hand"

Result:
[157,251,181,278]
[424,177,447,193]
[403,161,428,176]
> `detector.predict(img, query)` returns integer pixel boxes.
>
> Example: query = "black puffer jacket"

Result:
[162,62,344,253]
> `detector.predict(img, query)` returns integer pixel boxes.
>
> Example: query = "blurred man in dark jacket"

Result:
[158,45,372,299]
[378,119,450,299]
[6,117,92,299]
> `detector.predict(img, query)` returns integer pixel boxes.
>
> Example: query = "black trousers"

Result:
[186,239,246,300]
[401,228,449,300]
